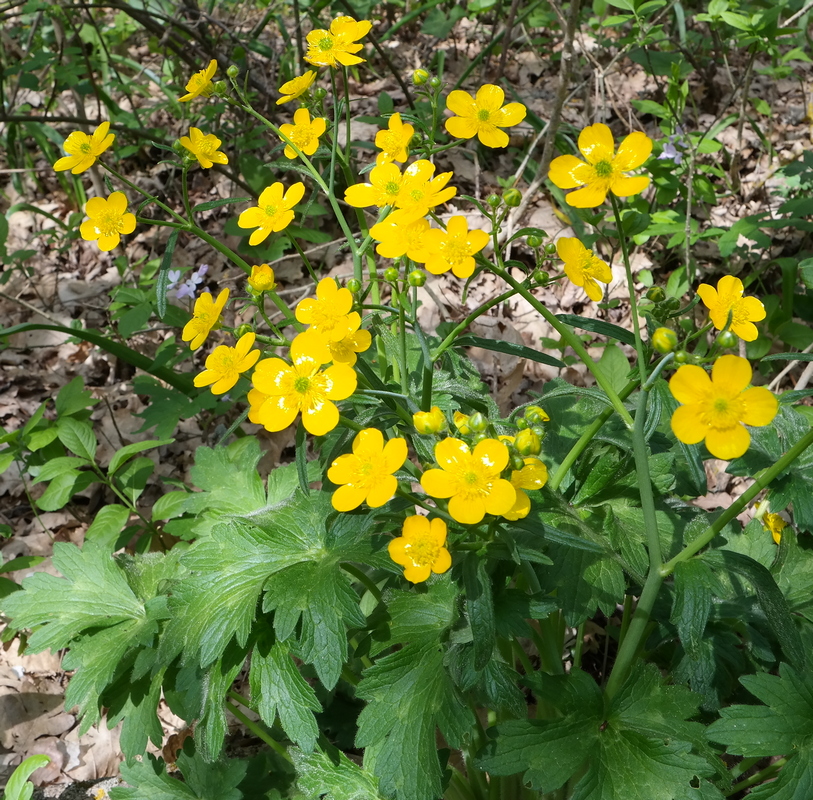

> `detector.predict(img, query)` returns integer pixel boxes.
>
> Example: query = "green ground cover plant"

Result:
[2,0,813,798]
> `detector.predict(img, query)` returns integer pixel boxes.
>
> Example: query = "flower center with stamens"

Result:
[79,142,92,154]
[294,376,311,394]
[594,160,614,178]
[319,36,334,51]
[265,204,278,218]
[404,538,440,568]
[385,181,401,195]
[441,238,469,266]
[96,212,124,237]
[477,109,491,122]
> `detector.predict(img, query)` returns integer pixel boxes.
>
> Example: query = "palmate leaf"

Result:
[161,490,374,691]
[479,665,725,800]
[707,663,813,799]
[292,746,384,800]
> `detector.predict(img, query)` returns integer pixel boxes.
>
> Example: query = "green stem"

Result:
[490,263,634,428]
[286,232,319,284]
[661,426,813,577]
[226,702,292,763]
[398,293,409,395]
[431,288,518,362]
[341,562,383,602]
[512,638,534,676]
[610,194,648,383]
[572,620,586,670]
[181,164,194,221]
[101,163,187,225]
[341,65,353,172]
[725,759,787,797]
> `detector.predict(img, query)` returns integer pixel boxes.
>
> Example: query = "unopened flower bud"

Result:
[383,266,400,282]
[346,278,362,293]
[524,405,550,425]
[313,86,327,101]
[486,193,502,209]
[516,417,528,430]
[247,263,276,293]
[213,80,227,94]
[503,188,522,207]
[454,410,471,435]
[412,69,429,85]
[429,76,442,89]
[526,235,543,248]
[674,349,690,364]
[531,425,546,442]
[413,406,446,434]
[408,269,426,287]
[511,454,526,472]
[716,330,738,349]
[515,427,541,456]
[544,243,557,256]
[646,286,666,302]
[468,412,488,432]
[235,323,253,338]
[226,64,239,79]
[664,297,681,312]
[651,327,678,354]
[532,269,549,283]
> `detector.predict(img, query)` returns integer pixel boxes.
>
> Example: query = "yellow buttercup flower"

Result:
[291,323,372,367]
[193,332,261,395]
[375,112,414,166]
[238,182,305,245]
[548,123,652,208]
[669,354,778,460]
[556,237,613,302]
[763,512,787,545]
[453,411,472,435]
[424,216,489,279]
[388,516,452,583]
[390,165,456,224]
[345,161,413,210]
[329,329,372,365]
[413,406,447,435]
[179,127,228,169]
[53,121,115,174]
[503,458,549,521]
[296,277,357,342]
[248,340,356,436]
[304,16,372,68]
[181,288,230,350]
[696,275,766,342]
[327,428,408,511]
[79,191,136,252]
[276,70,317,105]
[421,437,515,525]
[369,217,432,262]
[279,108,327,159]
[248,264,276,293]
[179,59,217,102]
[445,85,527,149]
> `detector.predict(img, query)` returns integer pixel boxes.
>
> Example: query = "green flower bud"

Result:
[408,269,426,287]
[383,266,400,282]
[473,432,490,445]
[213,80,227,94]
[313,86,327,101]
[516,417,528,430]
[468,412,488,432]
[511,454,526,472]
[716,330,738,349]
[235,323,253,338]
[429,76,442,89]
[651,327,678,354]
[532,269,549,283]
[531,425,546,442]
[413,69,429,85]
[544,243,558,256]
[486,193,502,209]
[526,235,543,248]
[226,64,239,79]
[503,188,522,207]
[674,349,690,364]
[515,428,541,456]
[646,286,666,302]
[524,405,550,425]
[346,278,362,294]
[664,297,681,312]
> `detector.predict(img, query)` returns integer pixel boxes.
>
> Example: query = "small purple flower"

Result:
[658,130,687,164]
[173,264,210,300]
[166,269,182,291]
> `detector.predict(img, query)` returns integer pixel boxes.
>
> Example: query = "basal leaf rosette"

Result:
[669,354,778,460]
[388,515,452,583]
[696,275,766,342]
[548,123,652,208]
[328,428,407,511]
[421,437,515,525]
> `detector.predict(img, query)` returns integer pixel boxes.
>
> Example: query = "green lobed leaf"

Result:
[453,335,566,369]
[671,559,714,660]
[292,746,384,800]
[463,554,496,670]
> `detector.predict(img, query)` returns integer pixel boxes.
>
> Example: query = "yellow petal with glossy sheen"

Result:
[445,116,479,141]
[284,182,306,207]
[323,363,357,400]
[332,483,367,512]
[712,355,752,394]
[403,562,432,583]
[565,182,608,208]
[258,183,284,206]
[97,232,121,252]
[473,438,509,472]
[403,514,430,538]
[85,196,108,217]
[434,437,468,470]
[108,192,128,214]
[366,475,397,508]
[475,83,505,111]
[496,102,527,127]
[424,255,451,275]
[613,131,652,170]
[382,437,408,472]
[477,124,510,149]
[581,276,603,302]
[449,494,486,525]
[345,184,381,208]
[740,295,766,322]
[548,155,592,189]
[670,404,707,445]
[589,254,613,283]
[730,320,759,342]
[421,468,458,499]
[238,207,265,230]
[578,123,615,164]
[257,396,299,432]
[79,219,98,241]
[556,236,586,263]
[468,229,490,254]
[388,537,411,566]
[669,364,712,405]
[452,258,476,279]
[431,547,452,574]
[503,489,530,521]
[705,424,750,461]
[739,387,778,427]
[120,213,136,235]
[485,479,516,516]
[610,175,650,198]
[327,453,356,485]
[353,427,383,455]
[303,399,339,436]
[696,283,717,311]
[446,89,477,117]
[428,517,448,544]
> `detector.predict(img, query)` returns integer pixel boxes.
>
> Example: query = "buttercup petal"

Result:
[613,131,653,170]
[353,427,384,455]
[495,102,527,127]
[120,213,137,235]
[445,116,479,140]
[730,320,759,342]
[366,475,397,508]
[323,363,357,400]
[434,437,469,470]
[256,396,299,432]
[740,295,766,322]
[345,184,381,208]
[475,84,505,111]
[578,123,615,164]
[302,399,339,436]
[387,537,411,567]
[420,468,457,499]
[431,547,452,575]
[503,490,531,521]
[669,364,712,405]
[670,404,707,445]
[449,493,486,525]
[484,478,516,516]
[581,276,604,302]
[556,236,587,263]
[473,438,509,472]
[327,454,357,485]
[705,425,750,461]
[548,155,593,189]
[445,90,477,117]
[403,514,430,538]
[451,257,476,279]
[284,182,306,208]
[477,125,510,149]
[382,437,408,472]
[739,387,778,427]
[332,483,367,512]
[696,284,718,310]
[565,182,609,208]
[610,175,650,197]
[403,563,432,583]
[712,354,752,393]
